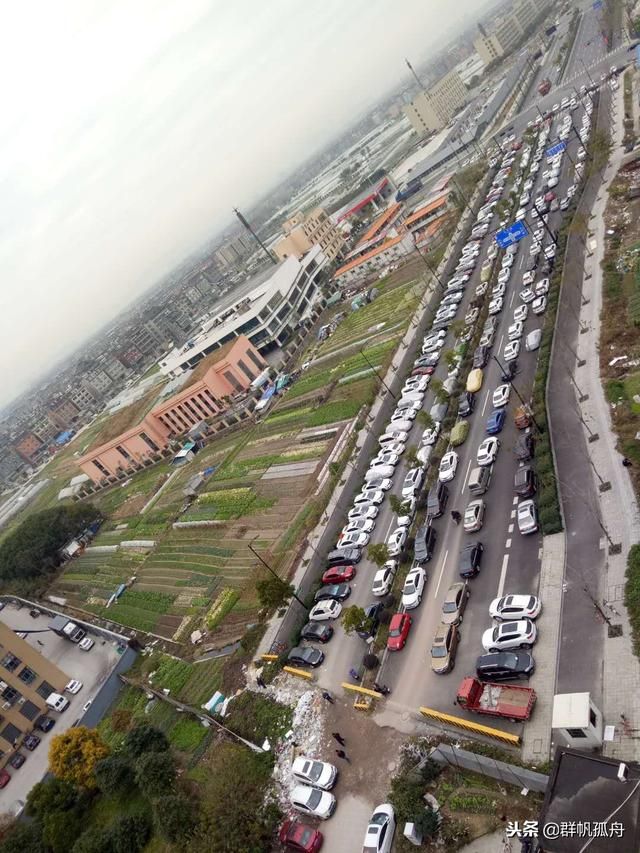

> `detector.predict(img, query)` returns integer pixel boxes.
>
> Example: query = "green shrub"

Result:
[540,506,562,534]
[625,545,640,657]
[605,379,626,402]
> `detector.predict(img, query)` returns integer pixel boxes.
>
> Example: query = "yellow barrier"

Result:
[341,682,383,698]
[283,666,314,680]
[419,706,521,747]
[260,654,278,662]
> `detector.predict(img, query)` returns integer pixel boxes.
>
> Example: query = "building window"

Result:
[203,390,218,409]
[1,724,22,746]
[93,459,110,477]
[246,349,266,370]
[223,371,243,393]
[565,727,587,739]
[116,445,132,462]
[237,359,256,382]
[1,653,20,673]
[18,667,37,685]
[140,432,160,453]
[36,681,55,700]
[20,701,39,721]
[2,686,21,706]
[589,708,597,728]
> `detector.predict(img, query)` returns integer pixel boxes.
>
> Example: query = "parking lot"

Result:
[0,603,122,814]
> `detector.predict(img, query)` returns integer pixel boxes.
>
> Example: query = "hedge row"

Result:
[625,545,640,658]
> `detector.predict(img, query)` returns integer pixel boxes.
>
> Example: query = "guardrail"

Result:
[419,706,521,747]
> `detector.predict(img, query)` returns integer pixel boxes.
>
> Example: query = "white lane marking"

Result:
[497,333,504,352]
[510,508,517,519]
[480,390,491,417]
[505,538,512,549]
[508,523,514,534]
[460,459,472,495]
[497,553,510,598]
[384,515,396,541]
[510,290,516,307]
[434,549,449,599]
[513,495,518,505]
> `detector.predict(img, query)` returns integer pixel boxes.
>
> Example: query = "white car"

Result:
[362,804,396,853]
[492,384,511,408]
[337,531,370,549]
[79,637,94,652]
[439,451,459,483]
[513,304,528,322]
[403,377,429,394]
[477,437,500,467]
[526,329,542,352]
[342,518,375,536]
[308,600,343,622]
[517,499,539,534]
[292,757,338,791]
[534,278,550,296]
[464,499,486,533]
[391,408,416,423]
[482,619,538,652]
[532,295,547,315]
[493,283,507,300]
[387,527,408,557]
[502,253,515,268]
[519,288,535,304]
[532,227,544,242]
[503,340,520,361]
[401,566,427,610]
[348,504,379,522]
[547,176,559,188]
[402,467,424,498]
[354,489,384,505]
[497,268,511,285]
[490,594,542,622]
[291,784,336,820]
[466,306,481,323]
[372,561,398,597]
[65,680,83,695]
[396,514,413,529]
[379,430,408,447]
[507,321,524,341]
[421,425,441,446]
[488,297,503,316]
[529,241,541,256]
[522,271,535,286]
[544,243,556,259]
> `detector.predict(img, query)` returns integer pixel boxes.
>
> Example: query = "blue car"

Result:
[486,409,506,435]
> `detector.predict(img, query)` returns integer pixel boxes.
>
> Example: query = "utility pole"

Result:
[234,208,277,266]
[405,58,426,92]
[248,541,306,608]
[531,202,558,245]
[360,349,397,400]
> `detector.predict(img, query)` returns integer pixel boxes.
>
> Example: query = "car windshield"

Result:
[389,626,401,637]
[443,599,457,613]
[305,761,323,782]
[431,646,447,658]
[307,789,322,809]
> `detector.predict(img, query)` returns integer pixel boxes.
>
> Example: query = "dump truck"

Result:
[455,677,536,721]
[49,615,86,643]
[514,405,532,429]
[538,78,551,96]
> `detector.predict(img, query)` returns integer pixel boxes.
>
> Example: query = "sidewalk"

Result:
[573,79,640,758]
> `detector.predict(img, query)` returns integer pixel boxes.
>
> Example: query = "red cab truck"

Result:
[455,677,536,721]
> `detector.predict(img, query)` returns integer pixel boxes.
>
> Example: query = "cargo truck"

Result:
[48,615,86,643]
[455,676,536,721]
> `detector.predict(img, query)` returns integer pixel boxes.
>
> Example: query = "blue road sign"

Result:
[546,141,566,158]
[592,0,603,9]
[495,220,528,248]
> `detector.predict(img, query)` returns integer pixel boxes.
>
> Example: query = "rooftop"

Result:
[334,233,405,278]
[404,194,448,227]
[538,747,640,853]
[332,177,390,223]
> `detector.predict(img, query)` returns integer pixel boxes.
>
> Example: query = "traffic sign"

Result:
[495,229,514,248]
[495,220,528,248]
[546,141,566,158]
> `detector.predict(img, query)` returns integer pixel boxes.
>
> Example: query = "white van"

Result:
[46,693,70,713]
[365,465,396,482]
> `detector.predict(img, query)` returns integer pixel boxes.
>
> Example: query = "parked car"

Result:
[308,600,342,622]
[439,451,459,483]
[441,581,469,625]
[490,595,542,622]
[458,392,475,417]
[414,524,436,563]
[430,623,460,674]
[401,566,427,610]
[361,804,396,853]
[482,619,538,652]
[372,561,398,596]
[458,542,484,578]
[290,785,336,820]
[36,716,56,733]
[476,652,535,682]
[387,613,412,650]
[515,432,534,461]
[492,384,510,408]
[517,499,539,534]
[65,680,83,695]
[525,329,542,352]
[326,548,362,567]
[292,756,338,790]
[477,437,500,466]
[514,465,536,497]
[23,735,41,751]
[278,819,323,853]
[300,622,334,643]
[402,467,424,498]
[387,527,408,557]
[463,499,486,533]
[0,770,9,789]
[486,409,506,435]
[503,340,520,361]
[9,753,25,770]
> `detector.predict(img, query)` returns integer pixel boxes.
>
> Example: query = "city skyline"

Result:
[0,0,489,408]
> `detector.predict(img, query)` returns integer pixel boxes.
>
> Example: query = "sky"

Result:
[0,0,488,407]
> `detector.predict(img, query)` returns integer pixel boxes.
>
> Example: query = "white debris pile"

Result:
[270,686,327,810]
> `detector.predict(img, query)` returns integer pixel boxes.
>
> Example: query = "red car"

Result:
[411,366,435,377]
[279,818,323,852]
[322,565,356,584]
[387,613,412,651]
[544,191,556,203]
[0,769,10,789]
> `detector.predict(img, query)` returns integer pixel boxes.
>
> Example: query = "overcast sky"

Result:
[0,0,488,407]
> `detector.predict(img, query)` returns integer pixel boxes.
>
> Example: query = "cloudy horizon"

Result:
[0,0,490,408]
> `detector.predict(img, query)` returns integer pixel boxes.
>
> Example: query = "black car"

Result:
[314,583,351,603]
[9,753,25,769]
[515,433,535,461]
[501,360,517,382]
[287,646,325,668]
[514,465,537,497]
[476,651,535,682]
[326,548,362,567]
[300,622,334,643]
[23,735,41,751]
[458,392,475,418]
[541,258,555,275]
[426,482,448,519]
[473,346,490,369]
[36,716,56,733]
[357,602,385,639]
[414,525,437,563]
[459,542,483,578]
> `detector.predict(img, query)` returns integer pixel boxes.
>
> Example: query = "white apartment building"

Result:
[404,69,468,136]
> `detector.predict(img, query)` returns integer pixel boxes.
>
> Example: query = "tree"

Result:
[429,379,448,403]
[48,727,109,789]
[123,723,169,759]
[43,811,85,853]
[443,350,458,371]
[389,761,442,839]
[110,709,132,733]
[94,755,134,795]
[341,605,374,636]
[107,815,151,853]
[72,827,113,853]
[388,495,404,515]
[255,575,296,610]
[416,411,435,430]
[0,504,101,583]
[134,751,176,798]
[404,445,419,468]
[366,543,390,568]
[0,823,46,853]
[153,794,197,842]
[27,777,80,819]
